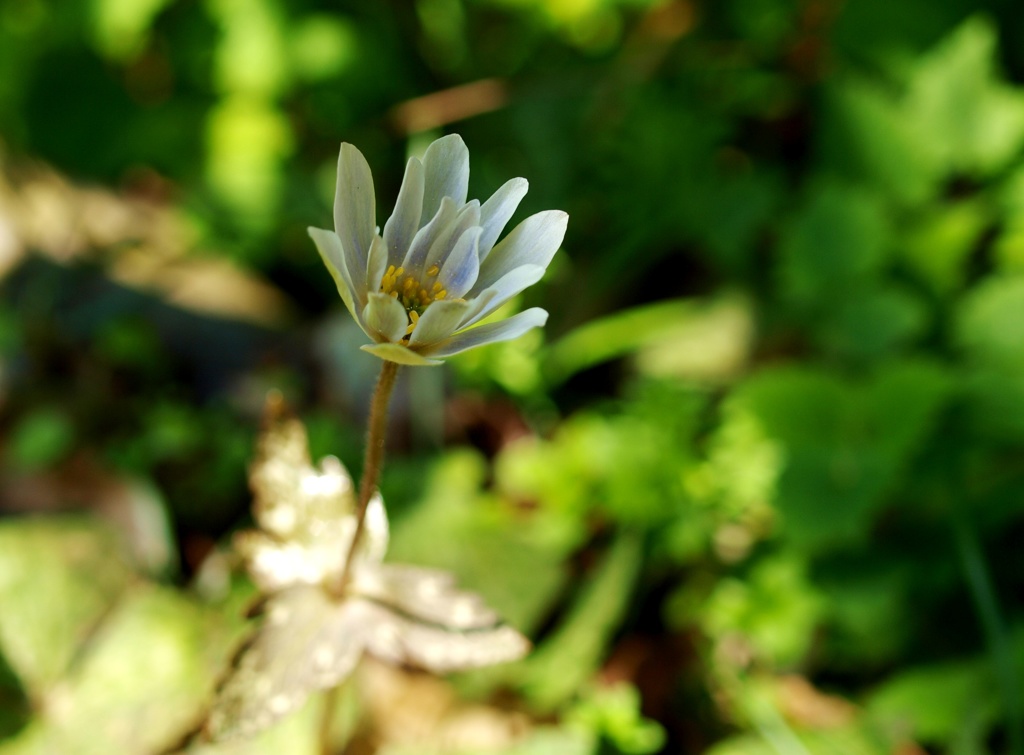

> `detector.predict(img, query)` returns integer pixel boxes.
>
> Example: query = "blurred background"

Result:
[2,0,1024,752]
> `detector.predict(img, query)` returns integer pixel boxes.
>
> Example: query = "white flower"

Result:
[309,134,568,366]
[207,414,529,741]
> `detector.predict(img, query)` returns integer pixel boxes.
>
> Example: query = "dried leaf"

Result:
[205,406,529,742]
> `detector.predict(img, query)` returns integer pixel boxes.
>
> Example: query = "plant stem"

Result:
[953,510,1023,755]
[335,359,400,595]
[320,360,399,754]
[318,686,339,755]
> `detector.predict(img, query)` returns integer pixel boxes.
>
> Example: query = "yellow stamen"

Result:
[379,265,455,335]
[405,309,420,335]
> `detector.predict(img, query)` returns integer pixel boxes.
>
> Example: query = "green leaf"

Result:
[868,659,998,745]
[6,410,75,472]
[388,451,571,634]
[702,553,824,666]
[566,683,666,755]
[0,518,130,695]
[956,275,1024,369]
[954,276,1024,436]
[10,588,230,754]
[515,534,643,712]
[730,361,951,548]
[816,284,928,360]
[898,200,990,295]
[821,78,942,205]
[542,299,705,385]
[90,0,173,61]
[778,183,889,306]
[905,16,1024,177]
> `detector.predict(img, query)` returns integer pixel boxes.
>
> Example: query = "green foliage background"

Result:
[2,0,1024,752]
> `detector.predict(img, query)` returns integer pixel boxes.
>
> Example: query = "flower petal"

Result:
[439,226,481,300]
[361,342,444,366]
[333,143,376,294]
[460,264,546,328]
[474,210,567,294]
[424,307,548,358]
[365,235,389,295]
[402,196,458,274]
[309,226,367,330]
[423,200,480,276]
[382,157,424,265]
[479,177,528,260]
[363,292,410,343]
[421,134,470,225]
[409,299,472,347]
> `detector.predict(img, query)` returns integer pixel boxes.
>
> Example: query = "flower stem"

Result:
[953,510,1023,755]
[335,359,400,594]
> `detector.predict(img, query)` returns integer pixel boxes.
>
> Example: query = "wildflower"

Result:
[207,413,529,741]
[309,134,568,365]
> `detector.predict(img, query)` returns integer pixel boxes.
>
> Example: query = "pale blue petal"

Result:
[382,157,424,265]
[365,235,389,295]
[474,210,567,293]
[409,299,472,348]
[333,143,376,294]
[424,308,548,358]
[421,134,469,225]
[460,264,546,328]
[363,292,410,343]
[479,177,528,260]
[309,226,365,329]
[361,342,443,366]
[423,201,480,276]
[402,197,458,274]
[439,227,481,300]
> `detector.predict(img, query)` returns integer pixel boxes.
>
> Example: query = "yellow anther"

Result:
[405,309,420,335]
[379,266,450,319]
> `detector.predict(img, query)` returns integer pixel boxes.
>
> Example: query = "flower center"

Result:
[380,264,448,335]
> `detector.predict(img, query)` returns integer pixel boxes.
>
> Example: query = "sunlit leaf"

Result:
[898,200,990,294]
[867,659,998,746]
[514,534,642,712]
[0,585,231,755]
[906,16,1024,176]
[0,518,129,695]
[206,409,530,742]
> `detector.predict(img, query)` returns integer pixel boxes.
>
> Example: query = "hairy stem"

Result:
[320,361,400,753]
[336,359,400,594]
